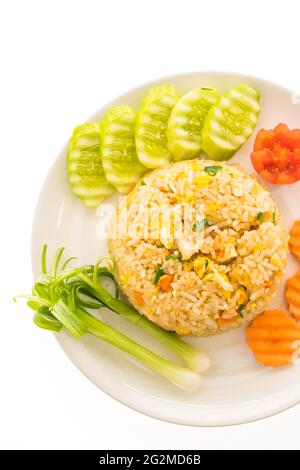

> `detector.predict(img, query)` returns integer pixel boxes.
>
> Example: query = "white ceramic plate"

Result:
[32,72,300,426]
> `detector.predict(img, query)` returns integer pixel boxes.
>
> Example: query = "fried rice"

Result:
[108,159,288,336]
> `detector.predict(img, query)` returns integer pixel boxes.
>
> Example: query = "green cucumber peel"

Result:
[68,122,115,207]
[135,83,179,168]
[202,84,261,161]
[101,106,146,193]
[167,87,220,161]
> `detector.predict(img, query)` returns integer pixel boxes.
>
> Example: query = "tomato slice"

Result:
[253,129,275,151]
[251,123,300,184]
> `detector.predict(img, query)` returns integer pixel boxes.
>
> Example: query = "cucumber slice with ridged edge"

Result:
[101,106,147,193]
[167,87,220,161]
[68,123,115,207]
[135,83,179,168]
[201,84,261,161]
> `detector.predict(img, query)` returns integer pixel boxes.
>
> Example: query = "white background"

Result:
[1,0,300,450]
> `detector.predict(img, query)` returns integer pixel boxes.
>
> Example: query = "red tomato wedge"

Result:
[251,123,300,184]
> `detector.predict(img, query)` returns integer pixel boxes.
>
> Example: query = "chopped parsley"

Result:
[238,304,245,317]
[154,266,165,284]
[192,218,214,232]
[204,165,222,176]
[141,180,146,186]
[166,253,183,262]
[258,211,264,222]
[204,259,209,270]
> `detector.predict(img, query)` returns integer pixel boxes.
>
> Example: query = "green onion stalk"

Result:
[78,271,211,374]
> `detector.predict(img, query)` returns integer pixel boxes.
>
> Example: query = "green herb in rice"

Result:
[154,266,164,284]
[166,253,182,262]
[193,218,213,232]
[238,304,245,317]
[204,166,222,176]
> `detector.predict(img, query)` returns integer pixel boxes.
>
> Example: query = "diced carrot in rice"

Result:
[158,274,174,292]
[133,291,145,307]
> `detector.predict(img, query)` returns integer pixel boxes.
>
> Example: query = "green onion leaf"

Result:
[258,212,264,222]
[204,259,209,270]
[192,218,213,232]
[32,282,50,300]
[154,266,164,284]
[74,286,103,309]
[238,304,245,317]
[33,306,62,332]
[52,247,65,278]
[13,294,51,308]
[204,166,222,176]
[41,244,48,274]
[141,180,146,186]
[62,256,78,271]
[166,253,182,262]
[272,212,276,224]
[27,300,42,311]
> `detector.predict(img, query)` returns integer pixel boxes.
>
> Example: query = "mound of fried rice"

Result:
[108,160,288,336]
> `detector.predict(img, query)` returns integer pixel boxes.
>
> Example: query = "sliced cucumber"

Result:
[101,106,146,193]
[135,83,179,168]
[202,84,261,161]
[68,123,115,207]
[167,87,220,161]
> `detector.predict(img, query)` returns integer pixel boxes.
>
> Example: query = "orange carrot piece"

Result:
[289,220,300,260]
[285,271,300,319]
[157,274,174,292]
[133,291,145,307]
[247,309,300,367]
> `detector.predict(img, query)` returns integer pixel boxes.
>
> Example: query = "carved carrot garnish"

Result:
[285,272,300,319]
[247,310,300,367]
[289,220,300,260]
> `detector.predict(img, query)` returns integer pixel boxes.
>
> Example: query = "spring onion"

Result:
[15,245,211,390]
[153,266,165,285]
[166,253,183,262]
[192,218,213,232]
[258,212,264,221]
[238,304,245,317]
[204,166,222,176]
